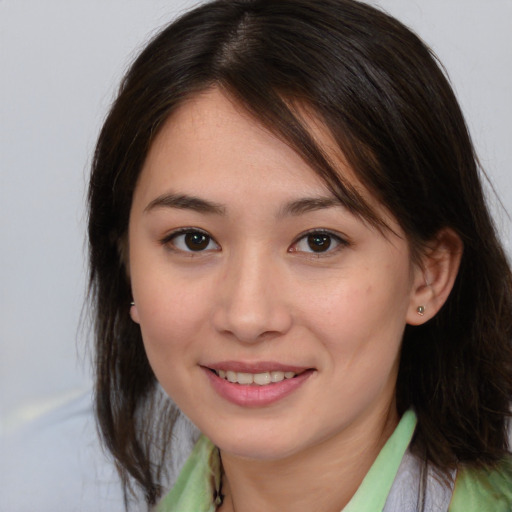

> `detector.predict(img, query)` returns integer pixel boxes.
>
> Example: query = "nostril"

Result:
[211,299,293,344]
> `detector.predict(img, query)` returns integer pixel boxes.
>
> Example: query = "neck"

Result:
[218,404,398,512]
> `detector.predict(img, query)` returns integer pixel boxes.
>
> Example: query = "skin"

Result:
[128,88,452,511]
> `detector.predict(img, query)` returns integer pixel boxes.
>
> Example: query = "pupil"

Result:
[185,232,209,251]
[307,234,331,252]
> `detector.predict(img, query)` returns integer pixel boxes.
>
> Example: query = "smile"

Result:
[214,369,298,386]
[204,365,314,407]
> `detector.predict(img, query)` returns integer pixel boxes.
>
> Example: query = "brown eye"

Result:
[184,232,210,251]
[289,230,347,255]
[165,229,220,253]
[307,233,332,252]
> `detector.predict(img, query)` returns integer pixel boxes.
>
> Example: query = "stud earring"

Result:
[416,305,425,316]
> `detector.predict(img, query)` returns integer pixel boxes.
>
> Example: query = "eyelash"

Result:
[289,229,349,256]
[160,228,220,254]
[160,228,349,256]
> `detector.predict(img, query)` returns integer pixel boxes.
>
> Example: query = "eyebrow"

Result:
[278,196,344,217]
[144,193,226,215]
[144,192,345,217]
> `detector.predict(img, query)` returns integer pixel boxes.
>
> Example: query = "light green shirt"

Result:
[156,410,512,511]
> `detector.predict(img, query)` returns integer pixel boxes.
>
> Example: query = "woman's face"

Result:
[128,88,423,460]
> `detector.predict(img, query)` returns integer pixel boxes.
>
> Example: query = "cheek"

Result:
[134,284,210,401]
[139,289,205,342]
[306,265,412,363]
[131,268,214,364]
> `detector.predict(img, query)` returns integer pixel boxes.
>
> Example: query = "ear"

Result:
[406,228,463,325]
[130,302,140,324]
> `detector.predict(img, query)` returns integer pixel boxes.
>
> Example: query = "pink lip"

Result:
[202,365,314,407]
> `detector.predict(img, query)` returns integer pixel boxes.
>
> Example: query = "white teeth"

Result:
[215,369,298,385]
[237,372,254,385]
[270,371,285,382]
[253,372,272,385]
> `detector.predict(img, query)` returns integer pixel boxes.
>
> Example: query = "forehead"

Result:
[140,88,363,202]
[138,90,318,203]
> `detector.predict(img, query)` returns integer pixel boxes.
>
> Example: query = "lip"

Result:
[205,361,310,373]
[202,364,314,407]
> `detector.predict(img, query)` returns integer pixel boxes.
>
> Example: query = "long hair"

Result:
[88,0,512,504]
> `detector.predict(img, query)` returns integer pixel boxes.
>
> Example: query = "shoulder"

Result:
[449,456,512,512]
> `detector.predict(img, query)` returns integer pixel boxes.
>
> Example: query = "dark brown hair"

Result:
[88,0,512,505]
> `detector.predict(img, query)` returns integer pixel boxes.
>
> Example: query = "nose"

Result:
[212,247,293,343]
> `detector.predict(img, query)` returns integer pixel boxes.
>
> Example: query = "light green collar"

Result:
[343,409,417,511]
[157,410,417,512]
[156,435,220,512]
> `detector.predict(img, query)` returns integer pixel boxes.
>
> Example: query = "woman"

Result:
[88,0,512,510]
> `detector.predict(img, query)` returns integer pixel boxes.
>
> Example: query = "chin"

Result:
[199,418,313,461]
[219,437,299,461]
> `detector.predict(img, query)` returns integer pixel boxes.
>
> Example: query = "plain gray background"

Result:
[1,0,511,434]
